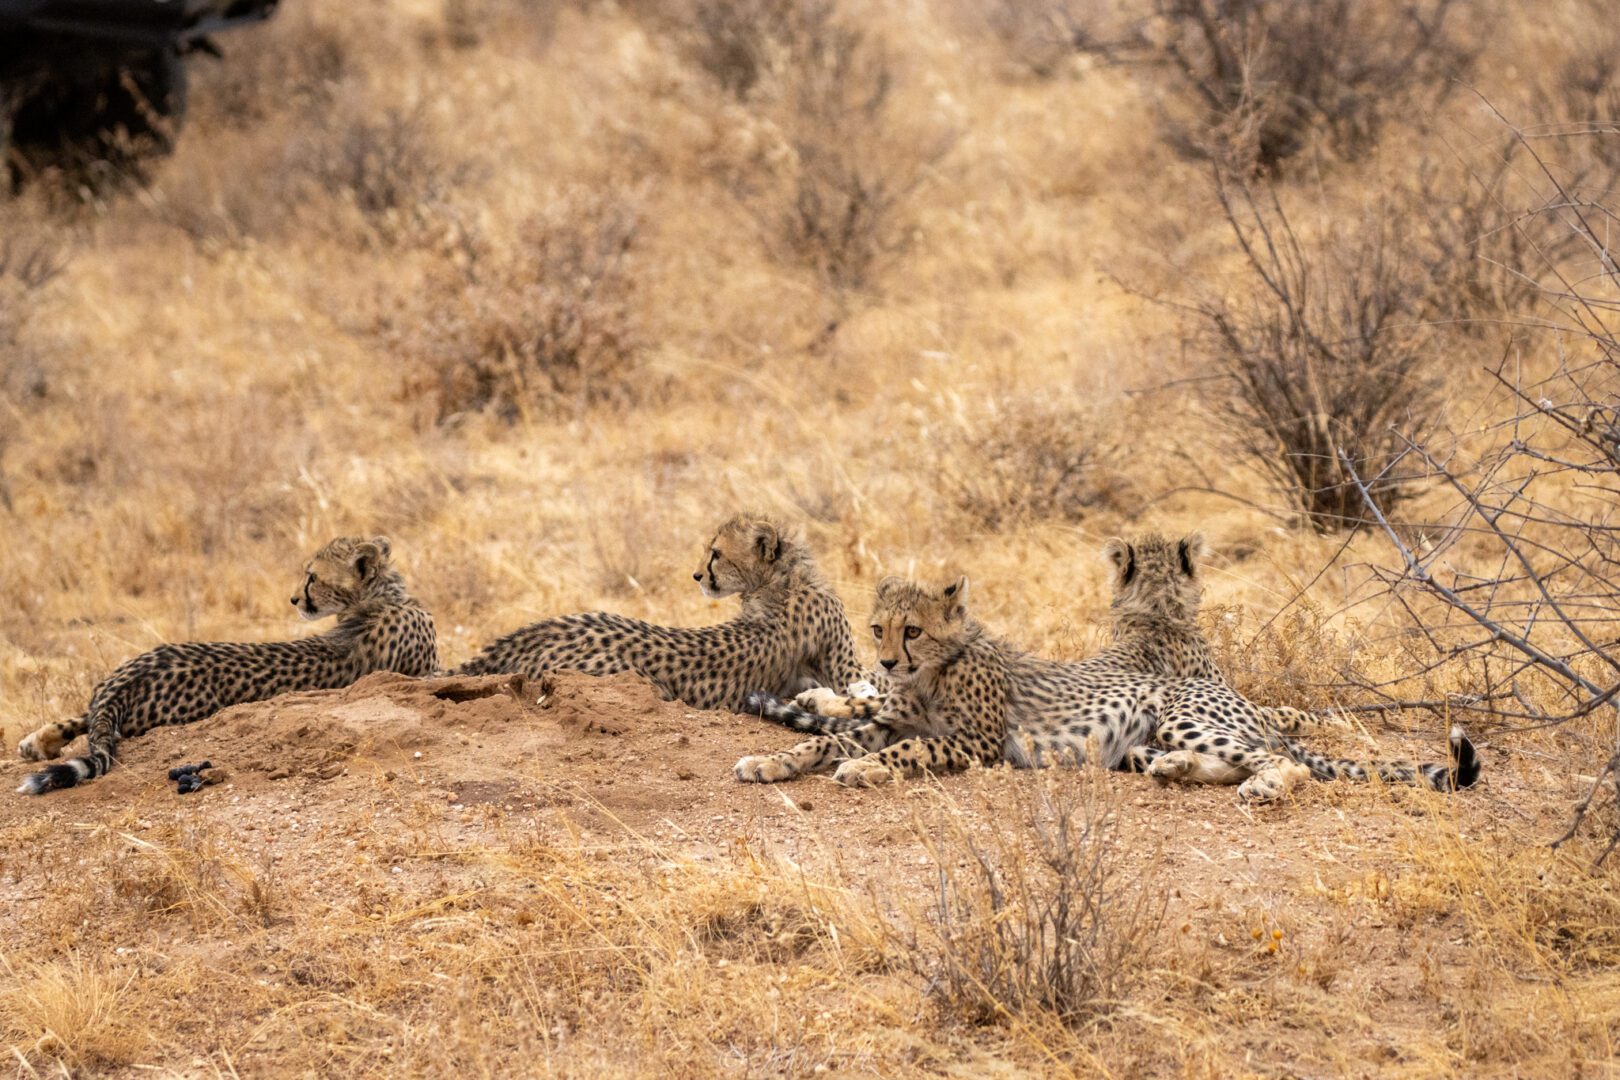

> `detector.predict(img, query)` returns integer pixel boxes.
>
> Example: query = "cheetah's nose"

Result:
[880,659,898,670]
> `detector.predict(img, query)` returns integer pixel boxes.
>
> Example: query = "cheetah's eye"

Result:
[904,626,921,640]
[871,625,883,640]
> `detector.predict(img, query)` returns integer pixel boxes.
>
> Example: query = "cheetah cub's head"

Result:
[695,512,797,599]
[293,536,393,619]
[1103,532,1206,627]
[869,575,973,680]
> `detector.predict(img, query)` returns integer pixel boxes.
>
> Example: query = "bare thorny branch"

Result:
[1340,106,1620,863]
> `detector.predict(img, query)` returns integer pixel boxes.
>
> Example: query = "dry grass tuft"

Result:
[915,768,1164,1027]
[0,953,144,1072]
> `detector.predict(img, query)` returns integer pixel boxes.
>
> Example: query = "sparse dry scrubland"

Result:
[3,0,1620,1075]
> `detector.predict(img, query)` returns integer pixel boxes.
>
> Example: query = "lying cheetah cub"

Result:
[757,533,1479,801]
[456,513,867,712]
[17,536,437,794]
[735,575,1009,786]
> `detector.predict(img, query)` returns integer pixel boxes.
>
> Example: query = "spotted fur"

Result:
[735,575,1009,786]
[17,536,437,795]
[749,535,1239,767]
[756,533,1478,801]
[455,513,865,712]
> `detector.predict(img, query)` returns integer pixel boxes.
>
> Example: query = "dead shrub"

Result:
[954,0,1092,79]
[1191,171,1443,531]
[294,100,470,243]
[0,231,66,384]
[411,189,645,423]
[916,770,1163,1026]
[706,0,953,291]
[0,229,68,509]
[442,0,562,52]
[676,0,813,100]
[1527,0,1620,169]
[1083,0,1473,172]
[1412,146,1552,331]
[190,7,350,127]
[939,397,1132,531]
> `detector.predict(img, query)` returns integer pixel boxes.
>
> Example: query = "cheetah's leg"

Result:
[794,685,882,722]
[1146,748,1253,786]
[734,722,898,784]
[833,731,1002,787]
[17,716,87,761]
[1150,724,1309,802]
[1261,705,1351,735]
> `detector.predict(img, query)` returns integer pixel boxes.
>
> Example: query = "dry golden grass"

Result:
[3,0,1620,1075]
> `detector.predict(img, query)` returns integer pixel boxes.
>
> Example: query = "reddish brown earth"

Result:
[0,671,1587,1077]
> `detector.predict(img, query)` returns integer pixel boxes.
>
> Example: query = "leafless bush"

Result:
[676,0,820,100]
[1531,1,1620,172]
[917,771,1163,1025]
[1412,145,1554,331]
[1351,122,1620,862]
[442,0,562,52]
[0,230,68,507]
[191,9,349,127]
[950,0,1093,79]
[0,232,67,372]
[1190,170,1444,531]
[295,102,469,242]
[1082,0,1472,172]
[411,189,645,423]
[939,397,1133,530]
[704,0,952,291]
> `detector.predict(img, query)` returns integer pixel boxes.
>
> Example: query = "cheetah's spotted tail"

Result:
[746,691,839,734]
[1285,726,1480,792]
[17,704,122,795]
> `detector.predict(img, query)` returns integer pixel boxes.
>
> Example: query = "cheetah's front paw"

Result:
[833,758,893,788]
[1146,749,1197,785]
[17,727,65,762]
[734,754,799,783]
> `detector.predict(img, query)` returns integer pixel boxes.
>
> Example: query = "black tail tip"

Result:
[744,690,777,715]
[1449,726,1481,790]
[17,763,82,796]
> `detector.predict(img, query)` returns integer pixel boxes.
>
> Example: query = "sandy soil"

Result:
[0,670,1573,1076]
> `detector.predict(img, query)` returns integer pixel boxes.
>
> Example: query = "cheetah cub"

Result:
[17,536,437,795]
[735,575,1010,787]
[455,513,867,712]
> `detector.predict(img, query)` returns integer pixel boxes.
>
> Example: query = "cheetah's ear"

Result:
[753,522,783,563]
[1177,533,1207,578]
[353,538,389,581]
[1104,537,1136,587]
[941,575,969,620]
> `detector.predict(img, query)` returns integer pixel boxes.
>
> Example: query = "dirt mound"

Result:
[0,671,801,842]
